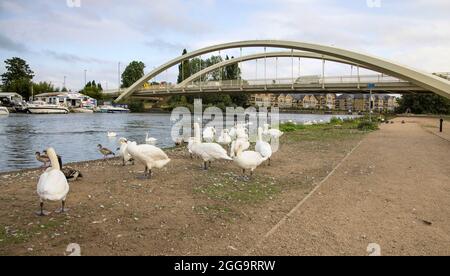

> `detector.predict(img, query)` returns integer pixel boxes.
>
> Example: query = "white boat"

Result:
[98,105,130,113]
[72,107,94,113]
[26,101,69,114]
[0,106,9,115]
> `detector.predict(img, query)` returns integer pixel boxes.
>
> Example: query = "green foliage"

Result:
[121,61,145,88]
[357,120,379,131]
[280,122,306,132]
[173,52,247,108]
[397,94,450,115]
[1,57,34,99]
[33,81,59,94]
[177,49,191,84]
[330,117,344,124]
[81,80,104,100]
[128,100,144,113]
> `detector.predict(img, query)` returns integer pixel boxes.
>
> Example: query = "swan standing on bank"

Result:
[117,138,134,166]
[190,123,232,170]
[217,129,232,147]
[232,141,268,176]
[255,127,273,166]
[127,141,171,179]
[36,148,70,216]
[230,126,250,157]
[263,124,284,141]
[203,126,216,143]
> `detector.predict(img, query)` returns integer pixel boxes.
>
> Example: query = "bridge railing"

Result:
[103,74,411,94]
[186,74,406,88]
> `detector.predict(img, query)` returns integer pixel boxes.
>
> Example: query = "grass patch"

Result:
[194,172,281,204]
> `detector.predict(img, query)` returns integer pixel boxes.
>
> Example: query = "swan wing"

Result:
[256,141,272,158]
[37,169,69,201]
[137,144,169,161]
[201,143,232,160]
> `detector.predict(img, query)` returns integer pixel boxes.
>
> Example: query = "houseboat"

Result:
[26,101,69,114]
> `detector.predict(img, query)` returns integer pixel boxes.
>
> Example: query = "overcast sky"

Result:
[1,0,449,91]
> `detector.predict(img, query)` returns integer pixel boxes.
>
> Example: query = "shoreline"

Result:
[0,121,369,256]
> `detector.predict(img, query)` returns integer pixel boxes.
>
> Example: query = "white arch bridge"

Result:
[107,40,450,101]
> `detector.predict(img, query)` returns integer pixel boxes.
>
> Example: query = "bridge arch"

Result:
[177,51,365,87]
[115,40,450,102]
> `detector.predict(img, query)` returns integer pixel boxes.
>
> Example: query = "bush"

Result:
[330,117,343,125]
[357,121,379,131]
[280,122,306,132]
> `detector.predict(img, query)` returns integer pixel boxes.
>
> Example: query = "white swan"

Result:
[232,141,268,176]
[191,123,232,170]
[145,132,158,145]
[263,124,284,140]
[36,148,70,216]
[203,126,216,143]
[107,132,117,137]
[127,141,171,179]
[217,129,232,146]
[255,127,273,166]
[117,138,134,166]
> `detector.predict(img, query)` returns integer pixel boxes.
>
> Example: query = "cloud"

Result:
[144,39,187,52]
[0,33,28,53]
[43,50,110,64]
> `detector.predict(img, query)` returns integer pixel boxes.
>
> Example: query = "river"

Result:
[0,112,357,173]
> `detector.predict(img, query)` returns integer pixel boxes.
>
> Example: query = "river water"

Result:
[0,112,357,173]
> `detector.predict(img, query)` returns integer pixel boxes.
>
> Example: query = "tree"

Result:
[81,80,104,100]
[1,57,34,99]
[121,61,145,88]
[396,94,450,115]
[33,81,58,95]
[177,49,191,84]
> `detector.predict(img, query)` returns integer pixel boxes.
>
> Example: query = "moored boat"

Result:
[0,106,9,115]
[26,101,69,114]
[97,105,130,113]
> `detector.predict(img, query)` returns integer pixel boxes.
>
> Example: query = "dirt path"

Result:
[250,117,450,256]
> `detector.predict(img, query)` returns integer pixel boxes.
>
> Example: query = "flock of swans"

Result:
[35,123,283,216]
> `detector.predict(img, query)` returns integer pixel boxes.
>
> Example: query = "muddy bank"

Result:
[0,124,366,256]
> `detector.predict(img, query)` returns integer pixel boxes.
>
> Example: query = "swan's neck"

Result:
[258,128,263,142]
[194,124,201,142]
[47,149,60,170]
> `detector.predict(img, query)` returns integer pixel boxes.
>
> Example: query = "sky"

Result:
[0,0,449,91]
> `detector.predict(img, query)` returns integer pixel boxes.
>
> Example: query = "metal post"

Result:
[322,59,325,89]
[298,57,301,77]
[240,48,243,88]
[275,57,278,84]
[291,49,294,89]
[264,47,267,88]
[118,62,121,89]
[357,66,360,89]
[84,69,87,87]
[369,89,373,122]
[440,118,444,133]
[63,76,66,89]
[219,50,222,85]
[256,59,258,82]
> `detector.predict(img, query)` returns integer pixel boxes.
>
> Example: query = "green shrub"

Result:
[357,120,379,131]
[330,117,343,124]
[280,122,306,132]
